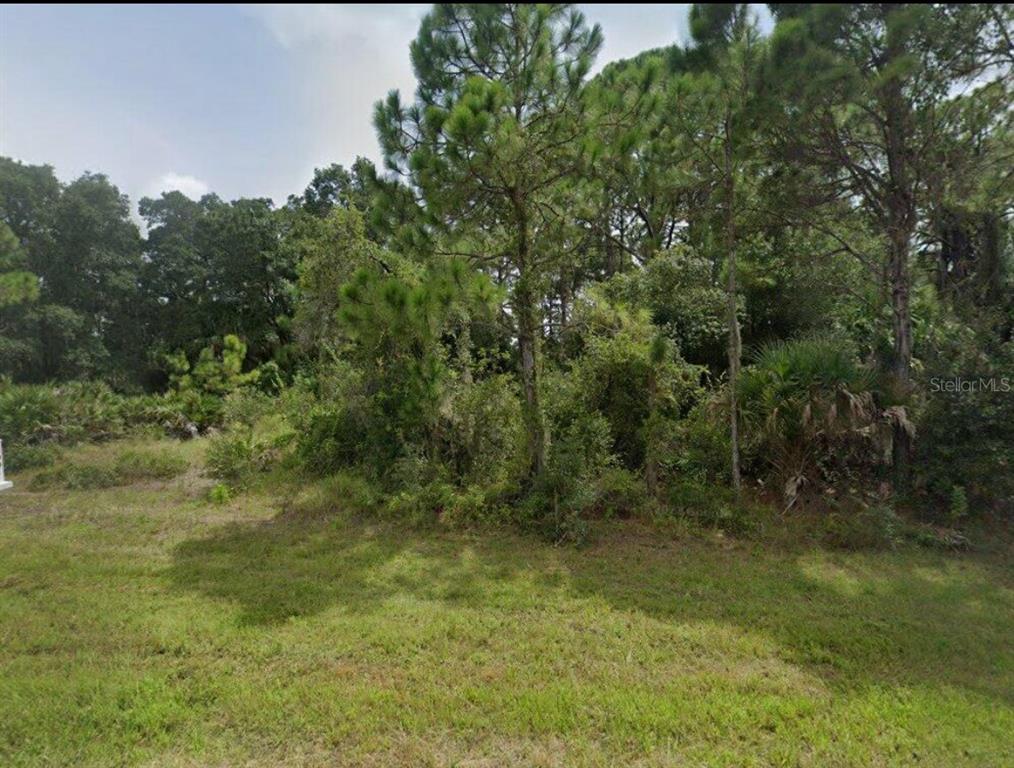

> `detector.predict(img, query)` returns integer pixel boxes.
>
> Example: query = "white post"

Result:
[0,439,11,491]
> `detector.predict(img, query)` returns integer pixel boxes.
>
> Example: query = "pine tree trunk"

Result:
[645,365,659,498]
[514,198,545,477]
[724,113,742,495]
[516,276,545,477]
[887,223,913,487]
[882,20,916,489]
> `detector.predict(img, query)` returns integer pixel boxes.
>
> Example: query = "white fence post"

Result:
[0,439,11,491]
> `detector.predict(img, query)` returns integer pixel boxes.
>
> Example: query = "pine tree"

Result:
[374,3,602,477]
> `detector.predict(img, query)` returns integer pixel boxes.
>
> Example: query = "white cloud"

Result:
[244,4,428,50]
[149,172,210,200]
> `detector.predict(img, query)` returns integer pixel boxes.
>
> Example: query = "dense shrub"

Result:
[915,340,1014,516]
[0,380,62,444]
[565,291,705,472]
[158,335,272,433]
[386,480,456,526]
[822,505,904,551]
[439,485,511,528]
[222,389,277,429]
[662,399,731,486]
[443,374,527,488]
[205,432,258,484]
[0,378,221,458]
[4,443,62,472]
[609,246,728,368]
[0,380,128,445]
[525,404,616,543]
[594,466,647,518]
[295,405,373,477]
[205,412,291,486]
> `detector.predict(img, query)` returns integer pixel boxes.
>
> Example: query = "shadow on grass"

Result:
[168,508,1014,704]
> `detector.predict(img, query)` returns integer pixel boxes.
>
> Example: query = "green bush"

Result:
[440,485,509,528]
[916,341,1014,516]
[561,291,704,472]
[948,485,969,525]
[0,382,63,444]
[3,443,62,472]
[666,400,731,485]
[0,380,127,446]
[385,481,455,526]
[665,479,733,516]
[524,410,615,543]
[286,361,394,479]
[158,335,275,434]
[222,389,276,429]
[0,379,205,451]
[205,428,285,486]
[822,505,904,550]
[609,246,728,368]
[444,374,527,487]
[205,432,256,484]
[295,405,371,477]
[594,466,646,518]
[56,381,129,442]
[161,390,224,434]
[207,483,233,505]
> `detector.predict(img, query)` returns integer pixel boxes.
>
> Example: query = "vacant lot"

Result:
[0,440,1011,767]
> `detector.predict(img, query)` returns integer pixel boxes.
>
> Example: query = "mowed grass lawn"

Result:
[1,441,1012,767]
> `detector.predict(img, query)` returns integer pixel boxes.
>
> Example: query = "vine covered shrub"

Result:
[565,290,705,473]
[443,374,527,488]
[528,379,617,542]
[295,405,373,477]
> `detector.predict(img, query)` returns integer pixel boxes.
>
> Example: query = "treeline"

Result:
[0,156,379,387]
[2,4,1012,537]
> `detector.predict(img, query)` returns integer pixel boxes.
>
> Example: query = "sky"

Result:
[1,4,704,210]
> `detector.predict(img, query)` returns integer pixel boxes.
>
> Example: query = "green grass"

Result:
[29,443,189,491]
[0,440,1011,766]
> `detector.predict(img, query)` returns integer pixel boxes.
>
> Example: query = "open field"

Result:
[1,439,1012,767]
